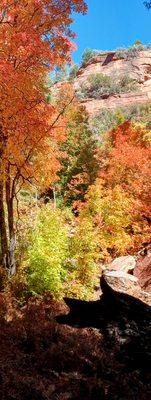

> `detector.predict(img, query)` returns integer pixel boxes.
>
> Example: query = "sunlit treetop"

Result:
[0,0,87,188]
[0,0,87,273]
[0,0,87,71]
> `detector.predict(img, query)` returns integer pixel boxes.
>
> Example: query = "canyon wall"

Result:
[74,49,151,116]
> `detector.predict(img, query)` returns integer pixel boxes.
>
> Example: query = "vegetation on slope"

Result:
[77,73,139,100]
[0,2,151,399]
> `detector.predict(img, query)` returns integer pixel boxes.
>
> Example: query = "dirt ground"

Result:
[0,287,151,400]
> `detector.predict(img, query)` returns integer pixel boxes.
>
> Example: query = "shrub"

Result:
[119,75,138,92]
[78,73,115,99]
[23,204,99,300]
[116,44,147,60]
[88,73,115,98]
[81,44,149,68]
[65,214,99,298]
[27,206,69,297]
[77,73,139,100]
[90,102,151,142]
[83,183,134,261]
[81,48,96,67]
[91,107,145,141]
[90,108,123,140]
[69,64,79,80]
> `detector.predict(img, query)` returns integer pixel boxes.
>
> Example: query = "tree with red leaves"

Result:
[0,0,87,274]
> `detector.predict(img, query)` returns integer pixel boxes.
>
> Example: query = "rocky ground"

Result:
[0,249,151,400]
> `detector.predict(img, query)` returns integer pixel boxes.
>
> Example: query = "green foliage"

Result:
[69,64,79,80]
[87,73,114,98]
[16,204,99,300]
[116,43,151,60]
[98,186,133,256]
[119,75,138,92]
[27,206,69,297]
[77,73,139,100]
[83,183,134,260]
[89,73,112,90]
[116,46,139,60]
[58,103,99,206]
[80,44,150,70]
[90,102,151,139]
[134,40,143,46]
[81,48,96,67]
[90,108,122,140]
[54,66,68,83]
[66,214,99,298]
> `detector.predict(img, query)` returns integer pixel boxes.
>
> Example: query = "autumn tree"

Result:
[144,1,151,9]
[104,122,151,221]
[74,121,151,262]
[54,83,100,207]
[78,181,134,260]
[98,122,151,253]
[0,0,87,275]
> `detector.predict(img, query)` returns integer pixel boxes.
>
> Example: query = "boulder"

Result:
[105,255,136,274]
[134,246,151,293]
[101,256,138,295]
[97,252,151,302]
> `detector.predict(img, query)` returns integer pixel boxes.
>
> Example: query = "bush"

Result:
[81,44,150,68]
[23,204,99,300]
[27,206,69,297]
[81,48,96,67]
[116,44,148,60]
[90,108,125,144]
[77,73,139,100]
[83,183,134,261]
[65,214,99,298]
[77,73,115,99]
[90,102,151,142]
[88,73,114,98]
[119,75,138,92]
[69,64,79,80]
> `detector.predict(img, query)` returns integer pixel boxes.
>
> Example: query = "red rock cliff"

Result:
[74,49,151,116]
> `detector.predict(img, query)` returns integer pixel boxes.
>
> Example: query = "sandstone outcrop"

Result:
[134,245,151,293]
[101,249,151,302]
[74,49,151,116]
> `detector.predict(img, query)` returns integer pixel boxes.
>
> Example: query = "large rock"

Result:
[100,251,151,299]
[106,255,136,273]
[134,246,151,293]
[101,255,138,296]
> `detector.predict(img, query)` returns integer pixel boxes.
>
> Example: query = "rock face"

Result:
[74,49,151,116]
[103,256,138,293]
[106,255,136,274]
[134,245,151,293]
[102,252,151,300]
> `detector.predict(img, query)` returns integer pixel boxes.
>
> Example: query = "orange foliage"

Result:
[0,0,87,190]
[75,122,151,261]
[102,122,151,220]
[0,0,87,271]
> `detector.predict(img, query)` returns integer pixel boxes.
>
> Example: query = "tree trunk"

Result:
[0,125,9,270]
[0,127,16,275]
[0,179,9,269]
[6,174,16,276]
[53,187,57,210]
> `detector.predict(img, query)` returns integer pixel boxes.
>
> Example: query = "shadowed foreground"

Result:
[0,278,151,400]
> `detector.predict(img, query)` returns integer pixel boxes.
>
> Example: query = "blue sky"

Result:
[71,0,151,64]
